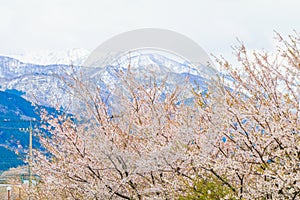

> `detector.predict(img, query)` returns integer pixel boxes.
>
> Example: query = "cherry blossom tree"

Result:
[192,32,300,199]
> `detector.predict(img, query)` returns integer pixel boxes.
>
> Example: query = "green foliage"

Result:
[179,177,236,200]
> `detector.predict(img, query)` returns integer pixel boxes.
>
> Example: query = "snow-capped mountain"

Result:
[86,51,213,100]
[4,48,90,66]
[0,50,219,110]
[0,56,80,107]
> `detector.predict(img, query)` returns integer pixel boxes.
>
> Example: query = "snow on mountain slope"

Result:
[4,48,90,66]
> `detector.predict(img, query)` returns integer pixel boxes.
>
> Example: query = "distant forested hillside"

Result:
[0,89,55,171]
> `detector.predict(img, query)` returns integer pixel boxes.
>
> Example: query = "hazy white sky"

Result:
[1,0,299,60]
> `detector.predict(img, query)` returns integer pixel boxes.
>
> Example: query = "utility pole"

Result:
[29,120,33,200]
[19,120,34,199]
[29,120,32,187]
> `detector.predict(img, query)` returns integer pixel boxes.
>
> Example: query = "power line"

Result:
[0,119,40,123]
[0,127,23,130]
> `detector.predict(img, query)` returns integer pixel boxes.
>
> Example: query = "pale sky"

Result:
[1,0,299,61]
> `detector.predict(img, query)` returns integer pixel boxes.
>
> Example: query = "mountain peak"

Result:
[3,48,90,66]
